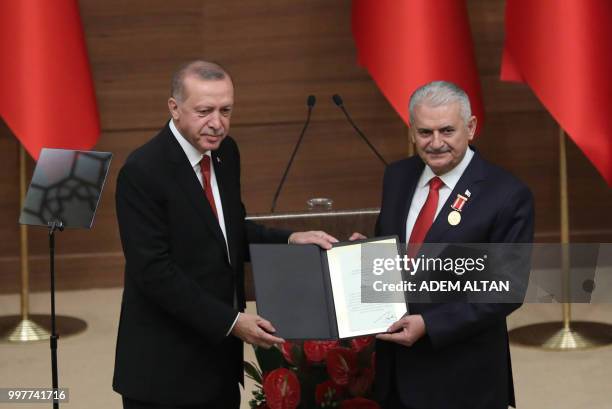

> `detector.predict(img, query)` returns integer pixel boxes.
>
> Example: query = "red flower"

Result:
[263,368,301,409]
[303,340,340,363]
[340,397,381,409]
[279,341,295,365]
[315,379,345,406]
[350,336,374,353]
[326,347,357,385]
[348,367,374,397]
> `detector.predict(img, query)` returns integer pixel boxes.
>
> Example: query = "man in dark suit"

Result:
[353,81,534,409]
[113,60,337,409]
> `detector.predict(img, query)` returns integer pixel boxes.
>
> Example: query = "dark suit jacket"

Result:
[375,149,534,409]
[112,123,291,405]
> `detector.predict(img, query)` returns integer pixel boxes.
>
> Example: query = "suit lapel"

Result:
[211,150,237,266]
[425,150,487,243]
[163,127,227,256]
[399,161,424,243]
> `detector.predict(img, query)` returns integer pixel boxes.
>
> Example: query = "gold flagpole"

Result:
[509,126,612,350]
[0,144,87,342]
[20,144,30,321]
[0,145,50,341]
[559,128,572,333]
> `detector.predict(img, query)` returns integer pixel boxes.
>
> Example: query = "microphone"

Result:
[332,94,388,166]
[270,95,316,213]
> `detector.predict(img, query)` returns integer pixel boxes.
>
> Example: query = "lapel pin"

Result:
[216,156,221,164]
[465,189,471,198]
[448,193,468,226]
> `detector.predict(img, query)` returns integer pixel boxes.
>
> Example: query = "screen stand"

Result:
[48,220,63,409]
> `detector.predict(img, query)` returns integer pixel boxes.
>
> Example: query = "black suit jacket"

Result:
[112,123,290,405]
[375,150,534,409]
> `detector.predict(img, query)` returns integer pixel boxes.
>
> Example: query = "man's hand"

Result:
[231,313,285,349]
[349,232,367,241]
[376,314,426,347]
[288,230,338,250]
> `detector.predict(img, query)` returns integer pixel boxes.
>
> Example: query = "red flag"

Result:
[352,0,484,134]
[0,0,100,160]
[501,0,612,186]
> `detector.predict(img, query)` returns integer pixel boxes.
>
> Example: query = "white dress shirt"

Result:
[170,119,229,253]
[169,119,239,334]
[405,148,474,243]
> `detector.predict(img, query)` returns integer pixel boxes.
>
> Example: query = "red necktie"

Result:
[408,176,444,257]
[200,155,218,219]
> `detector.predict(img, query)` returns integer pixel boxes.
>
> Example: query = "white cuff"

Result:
[226,312,240,336]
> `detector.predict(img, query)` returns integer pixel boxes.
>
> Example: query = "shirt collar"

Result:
[418,147,474,190]
[169,119,211,167]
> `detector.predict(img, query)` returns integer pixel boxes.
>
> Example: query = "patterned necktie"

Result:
[408,176,444,257]
[200,155,218,220]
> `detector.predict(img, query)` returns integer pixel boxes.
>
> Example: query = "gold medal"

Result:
[448,210,461,226]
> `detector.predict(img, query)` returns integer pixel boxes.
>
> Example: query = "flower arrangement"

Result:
[244,336,380,409]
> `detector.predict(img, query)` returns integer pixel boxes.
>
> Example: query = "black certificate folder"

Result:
[250,236,407,340]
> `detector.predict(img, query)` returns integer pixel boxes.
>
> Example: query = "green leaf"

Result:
[356,348,374,368]
[291,342,305,367]
[254,345,284,373]
[244,361,263,384]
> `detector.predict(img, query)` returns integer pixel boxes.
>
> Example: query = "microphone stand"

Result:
[333,94,388,166]
[48,219,64,409]
[270,96,315,213]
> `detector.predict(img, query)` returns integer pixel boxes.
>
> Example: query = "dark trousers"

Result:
[380,382,511,409]
[122,383,240,409]
[380,380,412,409]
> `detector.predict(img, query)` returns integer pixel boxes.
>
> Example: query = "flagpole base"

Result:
[0,314,87,343]
[509,321,612,350]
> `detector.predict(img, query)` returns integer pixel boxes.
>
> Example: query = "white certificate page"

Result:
[326,237,407,338]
